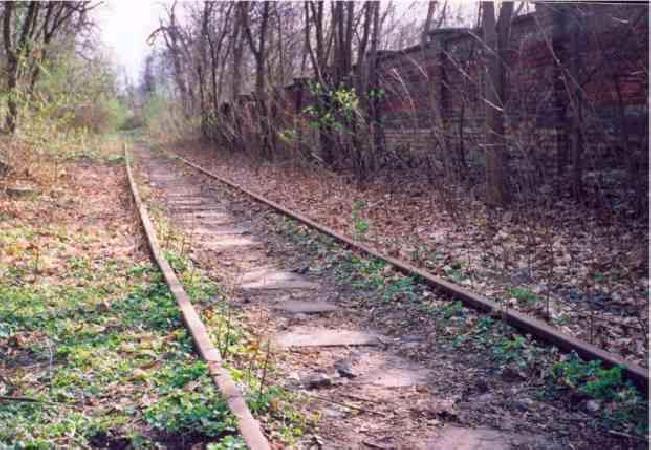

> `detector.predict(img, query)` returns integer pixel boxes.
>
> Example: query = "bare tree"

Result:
[2,2,91,133]
[244,1,274,157]
[481,1,513,205]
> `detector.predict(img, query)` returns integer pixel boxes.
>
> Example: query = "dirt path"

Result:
[134,144,646,449]
[167,140,648,369]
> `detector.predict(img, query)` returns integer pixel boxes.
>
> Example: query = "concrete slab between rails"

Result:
[146,177,179,183]
[178,220,240,230]
[170,205,220,213]
[165,195,205,202]
[166,196,209,202]
[167,198,214,207]
[147,180,192,187]
[165,190,204,197]
[242,280,319,290]
[272,300,338,314]
[187,225,249,236]
[240,269,319,290]
[125,146,271,450]
[331,351,431,388]
[201,237,262,251]
[175,213,236,226]
[274,328,380,349]
[426,426,545,450]
[176,210,230,219]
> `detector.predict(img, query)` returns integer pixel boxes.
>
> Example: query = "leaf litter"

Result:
[0,151,244,448]
[171,140,649,369]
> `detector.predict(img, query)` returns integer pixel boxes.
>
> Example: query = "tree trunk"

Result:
[3,3,17,134]
[482,1,512,205]
[198,3,210,136]
[230,2,248,151]
[568,14,584,199]
[232,3,246,102]
[245,1,272,159]
[5,59,18,134]
[369,2,383,169]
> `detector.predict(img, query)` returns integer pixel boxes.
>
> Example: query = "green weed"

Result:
[144,388,233,436]
[508,287,539,306]
[147,200,306,445]
[268,208,649,438]
[207,436,247,449]
[492,335,527,365]
[383,276,416,303]
[551,354,648,435]
[443,261,469,283]
[0,252,239,446]
[552,355,628,400]
[335,254,385,291]
[351,200,370,240]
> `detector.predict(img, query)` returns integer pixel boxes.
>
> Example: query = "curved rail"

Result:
[171,150,648,393]
[124,145,271,450]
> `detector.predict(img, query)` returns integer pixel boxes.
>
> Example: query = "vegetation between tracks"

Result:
[138,168,308,445]
[273,215,649,438]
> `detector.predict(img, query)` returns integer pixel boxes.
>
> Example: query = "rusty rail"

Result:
[124,145,271,450]
[171,150,649,394]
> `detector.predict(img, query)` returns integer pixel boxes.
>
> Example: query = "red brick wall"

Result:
[370,3,648,182]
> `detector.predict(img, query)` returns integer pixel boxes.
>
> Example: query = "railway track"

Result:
[125,146,270,450]
[127,143,647,448]
[169,149,648,392]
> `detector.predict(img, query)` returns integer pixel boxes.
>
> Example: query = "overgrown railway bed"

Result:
[130,143,648,448]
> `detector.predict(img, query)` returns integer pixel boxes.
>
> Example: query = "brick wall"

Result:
[370,3,648,186]
[222,3,647,198]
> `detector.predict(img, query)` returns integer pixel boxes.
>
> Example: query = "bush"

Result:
[69,97,128,134]
[142,94,199,141]
[19,50,130,140]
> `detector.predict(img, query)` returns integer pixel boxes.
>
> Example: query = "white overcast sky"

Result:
[95,0,165,83]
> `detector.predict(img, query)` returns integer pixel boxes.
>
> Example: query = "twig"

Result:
[589,306,595,345]
[223,304,232,359]
[338,392,378,404]
[32,246,40,282]
[362,440,392,449]
[247,344,257,388]
[0,395,70,405]
[258,339,271,396]
[301,391,388,417]
[607,429,648,442]
[215,302,224,353]
[46,338,54,394]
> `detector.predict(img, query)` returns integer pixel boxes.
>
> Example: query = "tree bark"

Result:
[3,2,40,134]
[244,1,273,159]
[232,2,247,102]
[482,1,512,205]
[3,2,17,134]
[369,2,383,165]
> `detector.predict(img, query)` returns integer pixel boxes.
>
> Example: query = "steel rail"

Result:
[171,150,648,393]
[125,145,271,450]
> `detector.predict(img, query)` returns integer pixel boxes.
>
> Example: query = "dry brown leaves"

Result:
[171,140,649,368]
